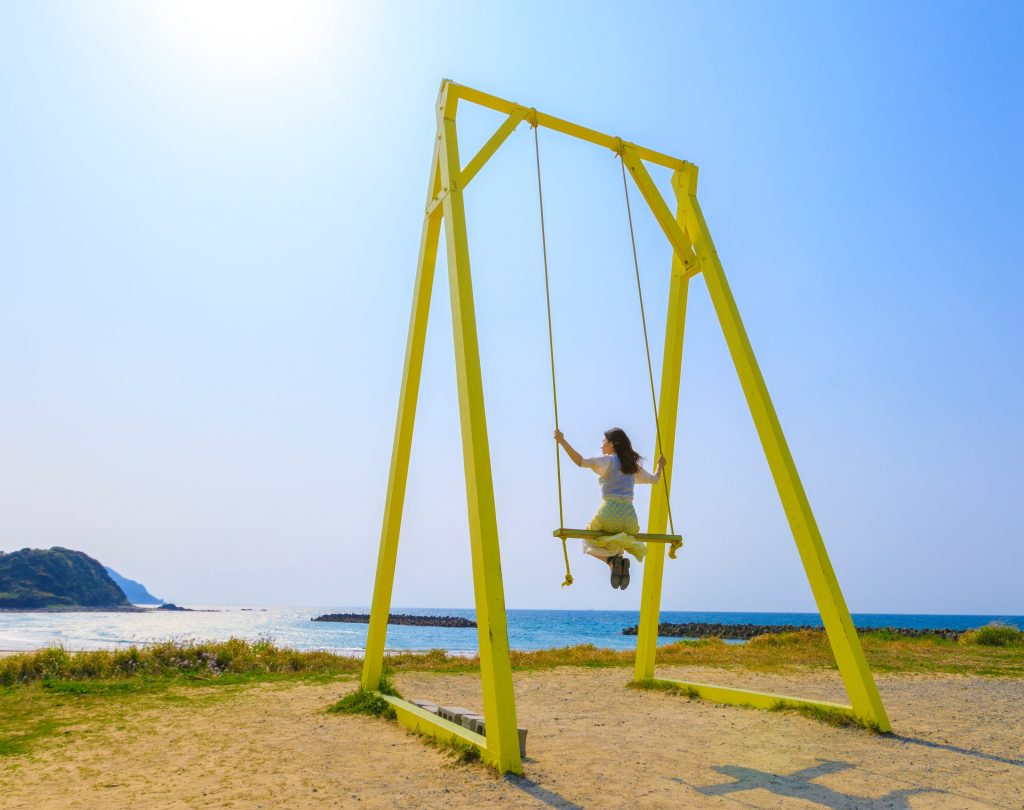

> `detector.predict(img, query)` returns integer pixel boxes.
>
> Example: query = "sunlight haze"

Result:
[2,1,1021,615]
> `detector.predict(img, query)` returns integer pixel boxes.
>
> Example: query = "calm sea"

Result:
[1,607,1020,655]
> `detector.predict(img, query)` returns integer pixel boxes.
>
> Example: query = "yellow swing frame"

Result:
[361,80,891,775]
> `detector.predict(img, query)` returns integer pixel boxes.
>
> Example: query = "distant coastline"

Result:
[0,603,205,614]
[0,606,146,614]
[1,607,1020,655]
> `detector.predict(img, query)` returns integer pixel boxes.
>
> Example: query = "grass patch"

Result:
[2,628,1021,696]
[4,632,1023,692]
[769,700,881,733]
[959,623,1023,647]
[0,666,353,761]
[422,733,482,765]
[0,719,63,758]
[0,637,360,687]
[327,689,396,719]
[628,678,700,699]
[326,671,401,719]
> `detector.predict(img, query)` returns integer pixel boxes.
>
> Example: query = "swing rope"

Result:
[534,127,683,588]
[532,122,573,587]
[618,159,682,560]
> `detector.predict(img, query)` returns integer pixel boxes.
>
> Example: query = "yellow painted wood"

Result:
[647,679,858,720]
[446,80,688,171]
[366,81,891,766]
[379,695,501,767]
[633,166,694,682]
[424,190,446,220]
[552,529,681,543]
[460,107,529,189]
[436,87,523,775]
[361,139,444,693]
[677,185,891,733]
[620,146,701,282]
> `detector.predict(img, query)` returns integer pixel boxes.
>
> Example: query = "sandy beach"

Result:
[1,664,1021,809]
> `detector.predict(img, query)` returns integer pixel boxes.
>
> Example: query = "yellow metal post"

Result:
[677,185,891,732]
[435,86,523,774]
[361,138,443,692]
[634,166,694,682]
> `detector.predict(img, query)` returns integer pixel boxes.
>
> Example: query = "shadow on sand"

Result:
[678,760,940,809]
[505,773,585,809]
[887,733,1024,768]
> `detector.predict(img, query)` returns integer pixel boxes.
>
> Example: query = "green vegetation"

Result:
[3,629,1023,690]
[768,700,880,732]
[421,732,483,765]
[0,671,278,762]
[1,630,1020,760]
[0,547,128,609]
[628,678,700,699]
[326,671,400,719]
[326,689,396,719]
[959,623,1023,647]
[0,637,359,687]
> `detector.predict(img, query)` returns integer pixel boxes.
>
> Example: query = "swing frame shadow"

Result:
[360,79,891,776]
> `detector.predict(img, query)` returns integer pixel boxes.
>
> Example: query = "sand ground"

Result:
[1,665,1021,809]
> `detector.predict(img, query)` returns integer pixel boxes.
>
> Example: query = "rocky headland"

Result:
[0,547,131,610]
[105,567,165,605]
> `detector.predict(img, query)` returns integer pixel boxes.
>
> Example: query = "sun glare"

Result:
[146,0,338,82]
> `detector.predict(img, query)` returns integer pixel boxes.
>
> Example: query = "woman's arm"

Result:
[637,454,668,484]
[553,429,583,467]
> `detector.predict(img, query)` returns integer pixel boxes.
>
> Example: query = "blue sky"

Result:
[1,1,1021,613]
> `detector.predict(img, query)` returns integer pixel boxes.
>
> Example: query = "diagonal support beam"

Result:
[619,145,701,280]
[460,107,529,189]
[676,181,891,733]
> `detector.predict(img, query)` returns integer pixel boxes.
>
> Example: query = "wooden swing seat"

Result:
[552,529,682,544]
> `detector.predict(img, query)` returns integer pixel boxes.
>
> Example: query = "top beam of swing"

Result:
[444,81,691,171]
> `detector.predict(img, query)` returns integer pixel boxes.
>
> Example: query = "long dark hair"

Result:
[605,427,642,475]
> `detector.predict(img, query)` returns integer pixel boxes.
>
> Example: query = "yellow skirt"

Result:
[583,498,647,563]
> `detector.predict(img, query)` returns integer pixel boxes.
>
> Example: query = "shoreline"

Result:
[0,606,147,613]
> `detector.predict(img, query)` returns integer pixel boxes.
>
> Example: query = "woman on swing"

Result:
[553,427,666,590]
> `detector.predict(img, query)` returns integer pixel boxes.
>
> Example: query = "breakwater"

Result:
[312,613,476,628]
[621,622,965,640]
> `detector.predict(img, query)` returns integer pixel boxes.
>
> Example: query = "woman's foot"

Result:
[610,555,624,588]
[619,557,631,589]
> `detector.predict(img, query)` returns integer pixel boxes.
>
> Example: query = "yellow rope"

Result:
[620,158,680,546]
[533,122,572,588]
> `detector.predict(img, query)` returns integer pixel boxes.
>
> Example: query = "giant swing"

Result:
[361,80,890,775]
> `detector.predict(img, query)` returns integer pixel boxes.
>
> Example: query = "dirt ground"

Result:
[1,665,1021,809]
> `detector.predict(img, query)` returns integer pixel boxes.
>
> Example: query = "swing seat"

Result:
[552,529,682,544]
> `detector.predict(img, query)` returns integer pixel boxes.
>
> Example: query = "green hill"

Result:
[0,547,129,609]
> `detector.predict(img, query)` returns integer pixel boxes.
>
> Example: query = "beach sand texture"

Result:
[1,665,1021,808]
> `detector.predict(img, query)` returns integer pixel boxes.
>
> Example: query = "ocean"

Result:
[1,607,1020,655]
